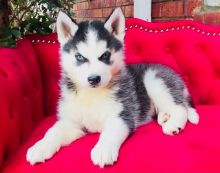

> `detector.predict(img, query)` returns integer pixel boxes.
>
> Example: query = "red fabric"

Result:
[125,19,220,105]
[28,33,60,116]
[0,39,44,170]
[1,18,220,172]
[2,106,220,173]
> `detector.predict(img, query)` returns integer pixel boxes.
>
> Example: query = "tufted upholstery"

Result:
[28,33,60,116]
[1,18,220,173]
[125,19,220,106]
[0,39,44,169]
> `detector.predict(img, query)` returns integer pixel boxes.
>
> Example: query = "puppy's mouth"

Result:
[88,81,110,89]
[89,84,100,88]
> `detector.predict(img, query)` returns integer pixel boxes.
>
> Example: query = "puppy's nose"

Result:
[88,75,101,85]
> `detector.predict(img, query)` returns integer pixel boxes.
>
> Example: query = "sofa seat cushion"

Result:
[3,106,220,173]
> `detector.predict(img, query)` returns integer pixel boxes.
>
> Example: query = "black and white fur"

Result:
[26,8,199,168]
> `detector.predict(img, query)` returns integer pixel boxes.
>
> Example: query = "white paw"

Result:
[188,108,199,124]
[161,106,188,135]
[91,142,118,168]
[26,140,57,165]
[157,112,170,126]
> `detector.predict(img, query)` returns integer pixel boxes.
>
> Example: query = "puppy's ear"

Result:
[56,11,78,45]
[104,8,125,41]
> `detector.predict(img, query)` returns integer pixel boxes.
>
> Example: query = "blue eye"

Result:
[75,53,87,63]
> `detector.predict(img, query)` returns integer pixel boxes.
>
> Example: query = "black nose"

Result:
[88,75,101,85]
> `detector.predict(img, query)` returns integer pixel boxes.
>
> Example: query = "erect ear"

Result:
[56,11,78,45]
[104,8,125,41]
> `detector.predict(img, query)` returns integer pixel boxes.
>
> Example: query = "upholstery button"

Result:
[0,68,8,78]
[134,45,143,55]
[165,47,170,53]
[33,87,38,93]
[23,90,27,97]
[33,81,38,89]
[165,43,175,54]
[165,47,171,53]
[9,109,14,119]
[196,44,205,53]
[23,96,28,104]
[3,150,9,162]
[184,76,189,82]
[12,61,23,72]
[20,134,24,144]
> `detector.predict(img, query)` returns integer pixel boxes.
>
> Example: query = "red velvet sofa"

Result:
[1,18,220,173]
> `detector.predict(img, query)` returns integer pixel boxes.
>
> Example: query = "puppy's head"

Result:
[57,8,125,89]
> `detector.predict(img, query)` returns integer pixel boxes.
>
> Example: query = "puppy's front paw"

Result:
[26,140,57,165]
[91,142,118,168]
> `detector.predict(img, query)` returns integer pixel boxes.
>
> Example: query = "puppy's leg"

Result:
[91,117,129,168]
[156,90,199,129]
[26,120,84,165]
[144,69,199,135]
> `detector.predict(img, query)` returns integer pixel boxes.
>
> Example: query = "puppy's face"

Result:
[57,8,125,88]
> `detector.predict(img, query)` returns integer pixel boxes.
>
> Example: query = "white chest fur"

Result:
[58,87,123,132]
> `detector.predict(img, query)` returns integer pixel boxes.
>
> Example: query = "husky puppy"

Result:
[26,8,199,168]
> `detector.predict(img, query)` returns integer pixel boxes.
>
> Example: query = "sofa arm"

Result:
[0,39,44,168]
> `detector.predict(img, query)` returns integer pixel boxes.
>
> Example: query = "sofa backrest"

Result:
[0,39,44,167]
[28,18,220,118]
[125,18,220,105]
[28,33,60,116]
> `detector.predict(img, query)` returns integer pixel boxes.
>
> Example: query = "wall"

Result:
[152,0,202,21]
[73,0,133,21]
[152,0,220,25]
[73,0,220,25]
[194,0,220,25]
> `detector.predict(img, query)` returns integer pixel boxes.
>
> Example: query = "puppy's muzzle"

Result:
[88,75,101,86]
